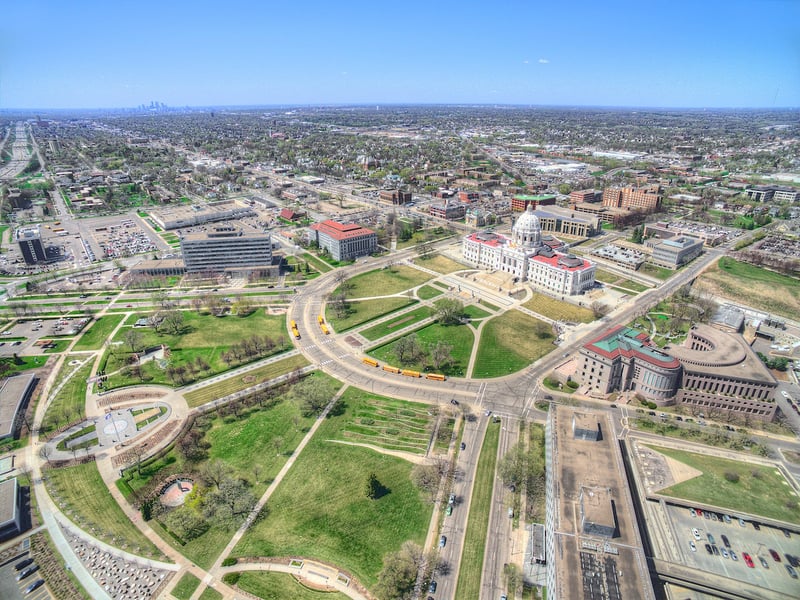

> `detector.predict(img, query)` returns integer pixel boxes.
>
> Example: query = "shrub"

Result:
[724,471,740,483]
[566,380,579,390]
[221,557,237,567]
[222,573,240,585]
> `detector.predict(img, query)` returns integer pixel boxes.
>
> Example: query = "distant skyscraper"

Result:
[16,225,47,264]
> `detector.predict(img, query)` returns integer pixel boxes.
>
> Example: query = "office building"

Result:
[646,236,704,269]
[310,220,377,261]
[180,225,273,276]
[16,226,47,264]
[511,194,556,212]
[602,185,662,211]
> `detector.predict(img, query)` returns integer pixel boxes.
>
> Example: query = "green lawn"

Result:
[198,587,223,600]
[473,310,555,378]
[651,446,800,522]
[326,297,416,332]
[615,279,650,292]
[359,306,433,341]
[369,322,474,377]
[300,252,334,273]
[231,407,432,589]
[104,310,291,389]
[0,354,48,374]
[338,265,432,298]
[639,263,674,280]
[522,293,594,324]
[416,285,443,300]
[172,573,201,600]
[41,359,93,435]
[330,388,433,454]
[463,304,492,320]
[455,422,501,599]
[45,462,164,559]
[183,354,310,408]
[412,254,466,274]
[72,314,126,351]
[234,572,348,599]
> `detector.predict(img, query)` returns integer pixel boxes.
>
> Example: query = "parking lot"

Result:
[0,317,89,357]
[666,502,800,595]
[0,553,52,600]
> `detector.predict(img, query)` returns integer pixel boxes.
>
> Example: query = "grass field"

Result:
[45,462,164,559]
[473,310,555,378]
[369,322,474,377]
[639,263,674,280]
[463,304,492,320]
[104,310,290,389]
[331,388,433,454]
[233,572,348,599]
[301,252,334,273]
[183,354,310,408]
[651,445,800,523]
[172,573,201,600]
[522,293,594,324]
[230,404,432,588]
[198,586,223,600]
[326,297,416,332]
[454,421,501,600]
[412,254,466,274]
[359,306,433,341]
[694,257,800,320]
[340,265,432,299]
[615,279,650,292]
[416,285,443,300]
[41,359,93,435]
[153,394,322,568]
[72,314,126,351]
[594,269,621,284]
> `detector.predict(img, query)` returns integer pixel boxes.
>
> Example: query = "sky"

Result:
[1,0,798,110]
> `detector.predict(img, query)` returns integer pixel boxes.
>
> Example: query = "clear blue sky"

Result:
[1,0,798,109]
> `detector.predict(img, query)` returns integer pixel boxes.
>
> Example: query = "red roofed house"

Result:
[279,208,304,222]
[462,204,595,296]
[310,220,377,261]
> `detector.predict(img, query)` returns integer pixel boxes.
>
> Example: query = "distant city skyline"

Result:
[1,0,798,110]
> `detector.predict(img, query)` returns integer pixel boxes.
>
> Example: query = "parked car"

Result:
[769,549,781,562]
[448,493,456,505]
[17,565,39,581]
[14,558,34,571]
[25,580,45,595]
[730,550,738,561]
[759,556,769,569]
[692,528,701,540]
[707,533,716,545]
[428,580,437,593]
[689,541,696,552]
[721,534,730,548]
[460,442,466,451]
[786,564,798,579]
[721,548,729,559]
[439,535,447,548]
[712,545,720,556]
[743,553,755,568]
[704,543,712,554]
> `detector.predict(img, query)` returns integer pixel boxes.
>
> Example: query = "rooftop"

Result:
[310,220,376,241]
[584,326,681,369]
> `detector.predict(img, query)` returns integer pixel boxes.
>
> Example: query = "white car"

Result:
[689,541,697,552]
[782,390,791,399]
[692,528,701,540]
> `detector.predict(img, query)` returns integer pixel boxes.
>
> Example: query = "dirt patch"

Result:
[387,316,413,329]
[344,335,362,347]
[655,450,703,487]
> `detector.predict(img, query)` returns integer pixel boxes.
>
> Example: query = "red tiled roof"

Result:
[530,253,590,272]
[311,220,375,241]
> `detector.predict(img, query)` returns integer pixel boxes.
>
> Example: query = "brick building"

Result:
[310,220,377,261]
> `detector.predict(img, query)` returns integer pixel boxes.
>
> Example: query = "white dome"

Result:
[512,204,542,248]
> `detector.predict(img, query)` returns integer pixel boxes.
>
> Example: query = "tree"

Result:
[162,310,185,334]
[329,290,349,319]
[416,240,435,259]
[591,301,609,319]
[232,295,255,317]
[272,436,284,456]
[394,334,423,366]
[434,299,464,325]
[124,328,144,353]
[429,340,453,371]
[374,542,425,600]
[289,375,336,417]
[365,472,382,499]
[204,477,257,529]
[178,429,210,463]
[165,505,208,541]
[127,444,147,476]
[201,459,228,490]
[410,463,440,502]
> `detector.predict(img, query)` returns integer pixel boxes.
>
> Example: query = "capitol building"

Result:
[462,204,596,296]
